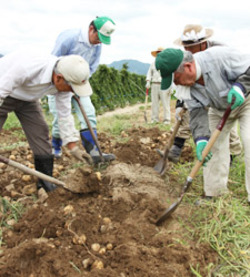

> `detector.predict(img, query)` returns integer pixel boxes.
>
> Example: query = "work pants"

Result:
[0,96,51,155]
[203,97,250,201]
[151,83,171,123]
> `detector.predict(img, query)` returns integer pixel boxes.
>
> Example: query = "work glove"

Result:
[145,81,150,89]
[227,85,245,110]
[175,107,183,121]
[196,138,212,166]
[0,97,5,107]
[70,146,93,164]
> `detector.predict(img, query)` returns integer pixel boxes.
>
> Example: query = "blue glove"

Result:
[196,139,212,166]
[227,85,245,110]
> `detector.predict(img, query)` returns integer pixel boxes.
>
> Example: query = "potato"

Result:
[22,175,32,182]
[91,243,100,252]
[106,243,113,250]
[91,260,104,269]
[63,205,74,215]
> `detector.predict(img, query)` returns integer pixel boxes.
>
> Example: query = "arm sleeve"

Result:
[234,67,250,95]
[55,92,79,145]
[189,107,210,142]
[146,63,153,81]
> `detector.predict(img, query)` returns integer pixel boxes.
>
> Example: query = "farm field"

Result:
[0,102,249,277]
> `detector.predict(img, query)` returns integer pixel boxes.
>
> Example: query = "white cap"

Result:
[56,55,93,97]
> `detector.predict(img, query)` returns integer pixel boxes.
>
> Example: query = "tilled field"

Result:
[0,126,217,277]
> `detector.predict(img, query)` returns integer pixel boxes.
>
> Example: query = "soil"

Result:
[0,109,217,277]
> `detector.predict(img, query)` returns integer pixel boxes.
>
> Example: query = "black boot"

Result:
[34,155,57,192]
[168,137,186,163]
[80,129,116,164]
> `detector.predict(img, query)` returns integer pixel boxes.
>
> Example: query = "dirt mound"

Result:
[0,126,216,277]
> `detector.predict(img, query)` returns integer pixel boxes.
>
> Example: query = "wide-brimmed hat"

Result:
[174,24,214,46]
[151,46,165,57]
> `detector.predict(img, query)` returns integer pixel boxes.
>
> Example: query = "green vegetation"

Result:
[0,197,25,247]
[40,64,147,116]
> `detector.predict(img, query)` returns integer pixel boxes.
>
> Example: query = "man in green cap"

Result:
[47,16,116,164]
[156,46,250,204]
[163,24,241,164]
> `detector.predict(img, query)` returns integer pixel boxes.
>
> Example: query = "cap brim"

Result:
[161,75,172,90]
[98,32,111,45]
[151,51,161,57]
[71,80,93,97]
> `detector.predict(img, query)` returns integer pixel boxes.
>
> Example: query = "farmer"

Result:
[166,24,242,163]
[0,51,93,192]
[48,16,116,164]
[146,47,172,124]
[155,47,250,204]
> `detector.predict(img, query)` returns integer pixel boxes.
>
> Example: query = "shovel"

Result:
[144,88,149,123]
[154,107,186,175]
[0,154,84,193]
[156,102,234,225]
[72,94,104,162]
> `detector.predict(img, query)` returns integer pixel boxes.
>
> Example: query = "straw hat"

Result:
[151,46,165,57]
[174,24,214,46]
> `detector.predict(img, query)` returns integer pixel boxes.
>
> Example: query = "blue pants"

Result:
[48,95,97,139]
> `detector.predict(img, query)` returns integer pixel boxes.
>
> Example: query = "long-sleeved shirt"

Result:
[0,50,78,144]
[52,27,102,76]
[188,46,250,140]
[146,61,162,83]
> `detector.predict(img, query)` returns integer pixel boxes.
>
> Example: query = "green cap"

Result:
[155,48,184,89]
[94,16,116,45]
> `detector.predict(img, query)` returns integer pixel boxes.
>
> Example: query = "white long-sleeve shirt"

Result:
[0,50,79,144]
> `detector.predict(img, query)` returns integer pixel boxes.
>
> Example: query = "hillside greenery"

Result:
[42,64,148,115]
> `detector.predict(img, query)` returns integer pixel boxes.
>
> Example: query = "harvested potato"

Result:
[91,243,100,252]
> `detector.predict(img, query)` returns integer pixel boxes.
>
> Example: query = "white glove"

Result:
[70,146,93,164]
[145,81,150,89]
[175,107,183,121]
[0,98,5,107]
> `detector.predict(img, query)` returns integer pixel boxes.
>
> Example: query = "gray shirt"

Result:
[188,46,250,140]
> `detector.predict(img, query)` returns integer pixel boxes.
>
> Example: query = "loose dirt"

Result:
[0,111,217,277]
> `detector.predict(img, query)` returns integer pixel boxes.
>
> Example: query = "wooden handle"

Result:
[188,103,233,180]
[73,94,104,161]
[162,108,186,158]
[0,155,66,186]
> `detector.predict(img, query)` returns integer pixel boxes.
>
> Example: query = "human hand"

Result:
[175,107,183,121]
[196,139,212,166]
[227,85,245,110]
[70,146,93,164]
[145,81,150,89]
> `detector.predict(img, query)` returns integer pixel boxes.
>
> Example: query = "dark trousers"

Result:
[0,96,52,155]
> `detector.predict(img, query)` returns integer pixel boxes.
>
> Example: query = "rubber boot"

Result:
[80,129,116,164]
[52,137,62,158]
[34,155,57,192]
[168,137,186,163]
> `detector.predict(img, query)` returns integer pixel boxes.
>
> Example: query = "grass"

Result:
[1,102,250,276]
[0,197,25,247]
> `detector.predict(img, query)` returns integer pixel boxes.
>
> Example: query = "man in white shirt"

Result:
[0,51,92,192]
[146,47,172,124]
